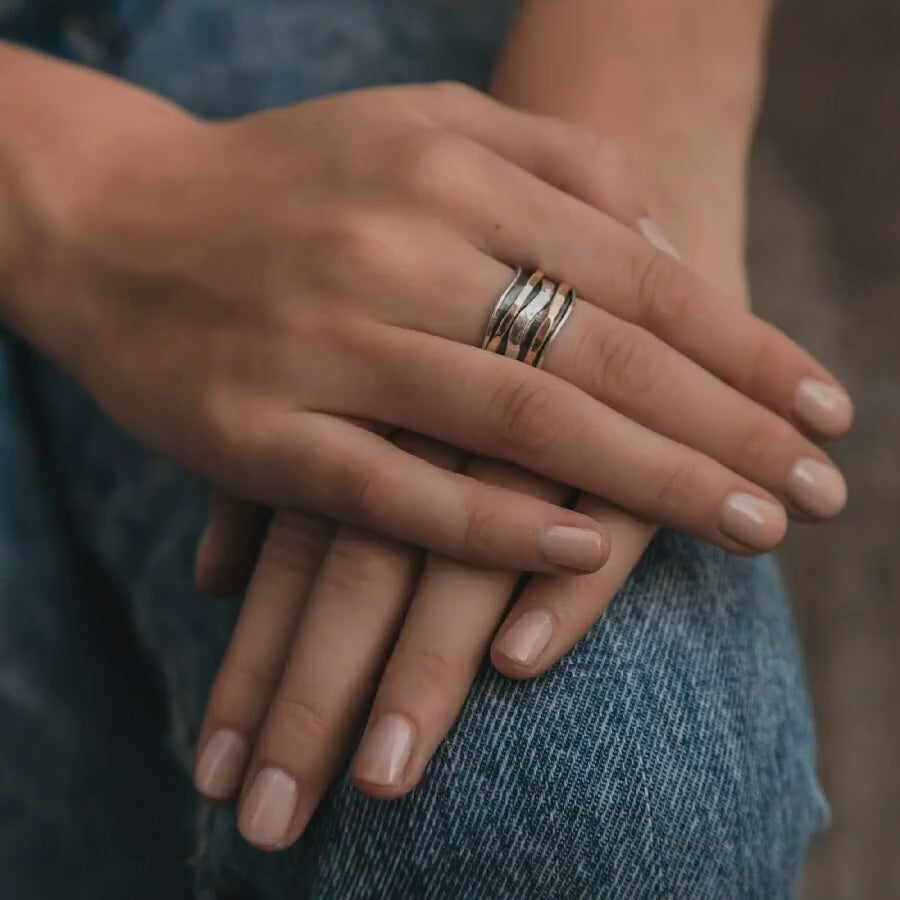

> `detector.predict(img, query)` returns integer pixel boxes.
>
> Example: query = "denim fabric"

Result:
[0,2,829,897]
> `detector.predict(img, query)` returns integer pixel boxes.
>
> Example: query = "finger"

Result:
[194,511,333,802]
[254,411,611,573]
[363,244,845,522]
[420,82,644,227]
[393,131,852,438]
[194,491,270,596]
[350,458,560,800]
[235,523,423,850]
[493,499,656,678]
[540,301,847,521]
[334,326,790,554]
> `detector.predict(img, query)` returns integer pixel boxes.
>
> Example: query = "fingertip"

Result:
[537,523,610,573]
[491,608,556,677]
[194,728,250,801]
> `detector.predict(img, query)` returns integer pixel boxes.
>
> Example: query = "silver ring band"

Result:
[482,268,576,368]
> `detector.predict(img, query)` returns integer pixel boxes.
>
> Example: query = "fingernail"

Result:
[538,525,607,572]
[194,729,249,799]
[637,217,681,258]
[786,458,847,519]
[238,768,297,848]
[495,610,555,666]
[354,714,414,787]
[793,378,853,436]
[719,492,787,551]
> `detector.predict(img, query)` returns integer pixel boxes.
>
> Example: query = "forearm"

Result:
[493,0,774,296]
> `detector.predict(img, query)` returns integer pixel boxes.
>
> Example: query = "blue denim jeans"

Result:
[0,2,829,897]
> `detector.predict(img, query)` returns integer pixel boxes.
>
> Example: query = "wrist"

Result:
[0,43,202,367]
[493,0,771,299]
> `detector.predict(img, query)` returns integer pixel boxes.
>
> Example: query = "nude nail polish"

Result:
[786,458,848,519]
[354,714,414,787]
[238,768,297,848]
[194,729,248,800]
[637,217,681,259]
[793,378,853,436]
[719,492,787,551]
[495,610,555,666]
[538,526,607,572]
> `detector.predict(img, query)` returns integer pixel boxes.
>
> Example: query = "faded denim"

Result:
[0,2,829,898]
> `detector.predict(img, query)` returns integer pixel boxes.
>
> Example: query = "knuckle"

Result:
[262,512,329,572]
[394,642,456,697]
[317,531,397,596]
[486,375,563,455]
[654,461,702,516]
[568,128,627,174]
[211,654,278,711]
[735,418,790,472]
[427,79,479,107]
[590,135,628,174]
[312,205,397,277]
[268,694,332,747]
[340,463,394,529]
[586,325,664,401]
[633,249,694,329]
[401,129,471,203]
[744,325,786,397]
[460,493,505,559]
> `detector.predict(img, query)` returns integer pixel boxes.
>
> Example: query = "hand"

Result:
[191,161,852,855]
[193,463,658,851]
[5,62,851,574]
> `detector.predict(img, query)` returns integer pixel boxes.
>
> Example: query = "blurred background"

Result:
[750,1,899,896]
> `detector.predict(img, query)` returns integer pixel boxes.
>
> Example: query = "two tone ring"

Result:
[481,268,575,369]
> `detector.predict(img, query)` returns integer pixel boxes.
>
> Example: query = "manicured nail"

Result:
[194,729,249,800]
[786,458,847,519]
[719,492,787,551]
[238,768,297,848]
[793,378,853,436]
[538,526,607,572]
[495,610,555,667]
[354,714,414,787]
[637,217,681,258]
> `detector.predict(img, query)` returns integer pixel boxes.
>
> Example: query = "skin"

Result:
[0,44,848,567]
[189,0,854,852]
[0,0,854,857]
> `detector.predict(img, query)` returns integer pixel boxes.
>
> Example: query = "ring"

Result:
[482,268,575,368]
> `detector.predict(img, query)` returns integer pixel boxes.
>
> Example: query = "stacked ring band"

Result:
[482,267,575,369]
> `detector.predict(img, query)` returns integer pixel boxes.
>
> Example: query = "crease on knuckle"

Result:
[428,79,478,107]
[634,249,694,331]
[268,693,332,747]
[261,512,329,571]
[587,325,663,401]
[318,533,397,596]
[402,130,470,204]
[213,653,280,706]
[743,327,785,398]
[460,491,504,559]
[341,462,394,529]
[486,375,562,455]
[654,462,701,516]
[394,643,456,697]
[736,418,787,472]
[312,206,399,280]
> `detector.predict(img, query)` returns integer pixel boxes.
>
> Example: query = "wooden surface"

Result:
[750,2,900,895]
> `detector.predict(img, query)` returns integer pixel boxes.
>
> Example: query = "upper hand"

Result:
[18,79,851,572]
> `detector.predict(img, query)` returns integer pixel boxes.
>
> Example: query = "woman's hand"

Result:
[194,475,661,851]
[1,49,851,574]
[190,134,852,853]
